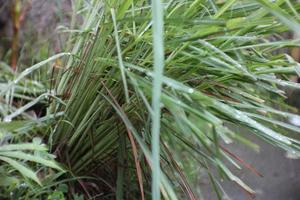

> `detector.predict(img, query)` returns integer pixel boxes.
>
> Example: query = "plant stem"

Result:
[11,0,21,71]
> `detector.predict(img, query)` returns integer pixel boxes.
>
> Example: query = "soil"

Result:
[201,130,300,200]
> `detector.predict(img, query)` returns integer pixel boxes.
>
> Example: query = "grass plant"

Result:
[1,0,300,199]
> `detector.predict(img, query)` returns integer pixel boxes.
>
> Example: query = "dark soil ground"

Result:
[201,131,300,200]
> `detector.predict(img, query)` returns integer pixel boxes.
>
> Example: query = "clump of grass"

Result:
[1,0,300,199]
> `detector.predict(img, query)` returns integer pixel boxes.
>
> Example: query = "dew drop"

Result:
[146,72,152,77]
[3,117,12,123]
[286,151,300,159]
[289,115,300,126]
[188,88,194,93]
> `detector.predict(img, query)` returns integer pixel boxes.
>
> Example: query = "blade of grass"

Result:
[111,8,130,103]
[101,81,144,200]
[151,0,165,199]
[151,0,164,200]
[0,156,41,185]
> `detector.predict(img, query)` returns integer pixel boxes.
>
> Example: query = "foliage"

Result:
[1,0,300,199]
